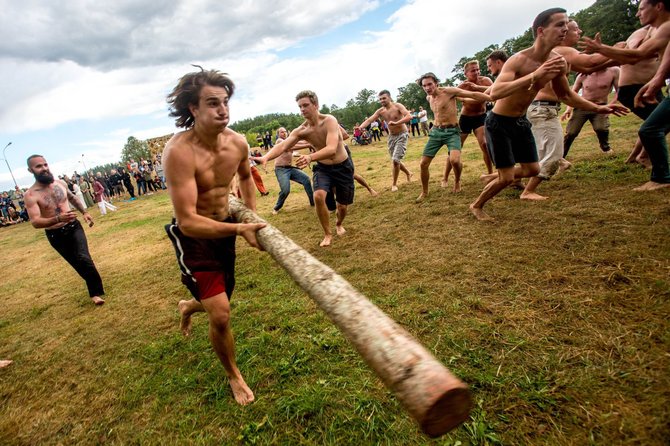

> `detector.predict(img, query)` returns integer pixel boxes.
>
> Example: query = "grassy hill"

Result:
[1,113,669,445]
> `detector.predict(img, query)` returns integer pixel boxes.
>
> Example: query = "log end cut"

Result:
[420,387,473,438]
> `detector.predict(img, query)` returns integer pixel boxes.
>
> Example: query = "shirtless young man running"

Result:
[417,72,491,199]
[358,90,413,191]
[444,60,493,183]
[470,8,627,221]
[24,155,105,306]
[516,18,617,200]
[162,68,266,405]
[256,90,355,247]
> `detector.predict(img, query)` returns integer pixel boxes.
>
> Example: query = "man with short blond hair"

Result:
[257,90,354,247]
[444,59,494,184]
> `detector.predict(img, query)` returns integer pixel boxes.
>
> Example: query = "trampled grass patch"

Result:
[1,113,669,444]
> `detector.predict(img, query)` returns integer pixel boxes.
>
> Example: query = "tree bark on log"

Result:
[229,197,472,437]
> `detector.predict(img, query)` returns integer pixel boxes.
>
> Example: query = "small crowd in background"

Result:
[0,154,167,229]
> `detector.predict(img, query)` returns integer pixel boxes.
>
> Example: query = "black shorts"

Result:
[313,156,355,206]
[165,219,236,301]
[459,113,486,134]
[617,84,663,120]
[485,112,538,169]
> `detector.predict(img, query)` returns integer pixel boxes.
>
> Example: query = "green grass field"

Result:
[1,113,669,445]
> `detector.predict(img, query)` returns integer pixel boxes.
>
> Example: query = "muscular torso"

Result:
[295,115,348,165]
[459,76,492,115]
[428,88,459,126]
[165,129,245,222]
[620,26,660,86]
[579,68,618,103]
[25,181,72,229]
[378,104,409,135]
[493,49,566,117]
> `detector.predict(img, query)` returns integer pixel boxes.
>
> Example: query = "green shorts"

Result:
[422,127,462,157]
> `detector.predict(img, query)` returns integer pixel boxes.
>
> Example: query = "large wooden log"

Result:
[229,197,472,437]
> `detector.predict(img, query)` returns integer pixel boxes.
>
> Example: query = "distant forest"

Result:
[230,0,640,145]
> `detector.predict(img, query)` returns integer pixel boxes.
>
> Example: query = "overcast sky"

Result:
[0,0,596,190]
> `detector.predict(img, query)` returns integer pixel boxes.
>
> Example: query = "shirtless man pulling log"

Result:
[469,8,627,221]
[162,67,266,405]
[23,155,105,306]
[417,73,491,199]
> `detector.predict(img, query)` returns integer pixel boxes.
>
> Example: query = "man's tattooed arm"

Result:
[67,188,87,214]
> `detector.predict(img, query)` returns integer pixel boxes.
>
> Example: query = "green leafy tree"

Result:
[573,0,640,45]
[121,136,150,163]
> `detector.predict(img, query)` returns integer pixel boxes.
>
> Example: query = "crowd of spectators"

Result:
[0,154,167,229]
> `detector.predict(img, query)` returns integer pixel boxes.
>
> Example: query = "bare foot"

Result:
[0,360,13,368]
[272,209,279,215]
[415,192,427,203]
[320,234,332,247]
[178,300,194,336]
[369,188,379,197]
[520,192,548,201]
[229,376,255,405]
[452,182,462,193]
[91,296,105,306]
[406,172,413,182]
[480,173,497,185]
[633,181,670,191]
[440,180,449,188]
[558,158,572,174]
[336,225,346,236]
[469,204,494,221]
[391,185,399,192]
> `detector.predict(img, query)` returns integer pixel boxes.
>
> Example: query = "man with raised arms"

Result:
[416,73,491,199]
[444,60,494,184]
[23,155,105,306]
[469,8,627,221]
[162,68,266,405]
[358,90,413,192]
[256,90,354,247]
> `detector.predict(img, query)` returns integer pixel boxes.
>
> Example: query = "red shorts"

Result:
[165,220,236,301]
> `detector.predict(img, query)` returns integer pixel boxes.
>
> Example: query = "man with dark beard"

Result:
[23,155,105,305]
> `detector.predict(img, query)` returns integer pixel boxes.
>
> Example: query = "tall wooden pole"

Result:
[229,197,472,437]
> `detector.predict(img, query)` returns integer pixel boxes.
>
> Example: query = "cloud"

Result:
[0,0,379,68]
